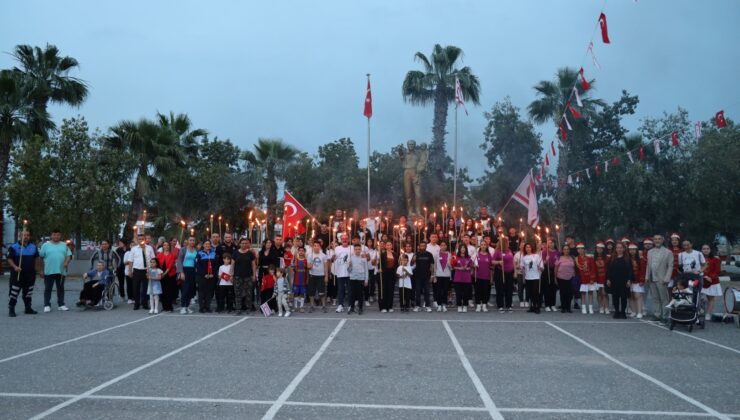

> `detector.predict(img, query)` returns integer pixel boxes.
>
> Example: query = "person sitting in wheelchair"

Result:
[76,261,111,307]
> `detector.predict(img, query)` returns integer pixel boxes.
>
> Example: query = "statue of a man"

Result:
[399,139,428,215]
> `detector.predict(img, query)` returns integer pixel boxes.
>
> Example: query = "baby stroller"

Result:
[668,274,705,332]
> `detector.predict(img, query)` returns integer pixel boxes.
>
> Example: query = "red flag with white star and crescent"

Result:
[363,79,372,119]
[284,191,309,235]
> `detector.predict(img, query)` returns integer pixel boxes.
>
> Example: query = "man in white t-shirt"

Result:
[678,240,706,287]
[332,235,352,313]
[306,241,329,312]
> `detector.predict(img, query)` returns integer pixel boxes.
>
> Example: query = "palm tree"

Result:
[528,67,604,223]
[244,138,298,239]
[11,44,88,136]
[156,111,207,157]
[107,116,190,239]
[402,44,480,184]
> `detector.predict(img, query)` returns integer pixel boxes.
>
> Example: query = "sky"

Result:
[1,0,738,179]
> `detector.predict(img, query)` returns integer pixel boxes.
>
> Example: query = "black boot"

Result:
[25,307,38,315]
[9,306,17,317]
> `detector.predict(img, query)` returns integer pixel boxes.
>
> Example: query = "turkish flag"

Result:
[284,191,309,236]
[363,79,372,118]
[568,102,582,119]
[551,141,557,156]
[715,110,727,128]
[599,13,610,44]
[579,68,590,90]
[671,131,679,146]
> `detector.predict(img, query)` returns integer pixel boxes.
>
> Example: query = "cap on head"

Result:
[670,233,680,239]
[596,242,605,248]
[628,244,638,250]
[643,239,654,245]
[605,238,615,244]
[576,243,585,249]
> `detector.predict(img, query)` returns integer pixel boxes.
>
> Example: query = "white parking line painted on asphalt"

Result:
[260,319,346,420]
[27,317,249,420]
[546,321,731,420]
[0,315,157,364]
[3,392,739,417]
[638,319,740,355]
[442,320,504,420]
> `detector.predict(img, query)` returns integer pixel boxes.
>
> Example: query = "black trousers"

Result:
[414,275,431,307]
[349,281,365,311]
[161,275,177,311]
[216,285,235,311]
[454,283,472,306]
[116,267,126,298]
[365,271,378,301]
[541,267,557,307]
[434,277,450,305]
[124,275,134,300]
[474,279,491,304]
[399,287,412,309]
[611,283,629,314]
[378,269,395,310]
[525,280,541,309]
[131,269,148,309]
[9,271,34,309]
[43,274,65,307]
[79,281,104,304]
[197,275,215,310]
[557,278,573,311]
[495,271,514,309]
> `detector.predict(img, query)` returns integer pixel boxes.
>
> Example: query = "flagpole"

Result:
[453,102,458,212]
[367,74,371,226]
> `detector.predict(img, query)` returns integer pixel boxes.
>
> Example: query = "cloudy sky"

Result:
[2,0,738,178]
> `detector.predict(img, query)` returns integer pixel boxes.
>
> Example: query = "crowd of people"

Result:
[6,207,724,323]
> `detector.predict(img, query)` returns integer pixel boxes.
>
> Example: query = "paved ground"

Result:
[1,276,739,420]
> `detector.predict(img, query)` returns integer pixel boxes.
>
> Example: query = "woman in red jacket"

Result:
[576,243,596,314]
[628,244,645,319]
[700,244,722,320]
[156,241,179,312]
[593,243,609,314]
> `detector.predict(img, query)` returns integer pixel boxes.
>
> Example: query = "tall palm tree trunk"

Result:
[555,142,568,227]
[431,85,449,178]
[123,168,146,241]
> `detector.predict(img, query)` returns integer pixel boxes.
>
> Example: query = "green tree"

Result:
[10,44,88,136]
[476,97,542,218]
[528,67,604,226]
[313,138,364,215]
[6,134,54,236]
[244,138,298,238]
[402,44,480,202]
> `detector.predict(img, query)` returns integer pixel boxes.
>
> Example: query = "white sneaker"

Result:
[636,313,643,319]
[524,302,530,308]
[550,306,557,312]
[605,309,610,315]
[442,305,448,312]
[468,302,474,309]
[475,304,481,312]
[545,306,551,312]
[149,308,154,314]
[705,314,711,321]
[180,308,187,314]
[127,299,135,304]
[381,309,388,313]
[588,305,594,314]
[413,307,420,312]
[519,302,524,307]
[432,302,438,309]
[187,308,193,314]
[285,311,291,317]
[458,306,463,313]
[335,305,343,313]
[599,308,605,314]
[388,308,394,312]
[436,306,442,312]
[425,307,432,312]
[364,301,370,307]
[630,312,637,318]
[44,306,51,313]
[278,312,284,317]
[154,309,159,314]
[482,305,488,312]
[462,306,468,313]
[58,305,69,311]
[581,306,587,314]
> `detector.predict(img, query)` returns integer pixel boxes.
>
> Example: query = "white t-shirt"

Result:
[333,245,352,277]
[307,249,328,276]
[218,264,232,286]
[427,243,441,260]
[679,250,705,274]
[397,264,413,288]
[434,251,452,278]
[123,251,132,276]
[367,248,378,272]
[520,254,543,280]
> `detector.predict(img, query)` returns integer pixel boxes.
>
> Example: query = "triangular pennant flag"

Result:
[568,102,582,119]
[598,13,611,44]
[613,156,619,167]
[567,174,573,184]
[573,87,583,107]
[559,123,567,141]
[563,114,573,131]
[586,168,591,179]
[654,139,661,155]
[627,151,634,163]
[671,131,679,147]
[551,141,557,157]
[545,154,550,166]
[694,121,702,139]
[576,173,581,183]
[715,110,727,128]
[639,146,645,161]
[588,42,602,70]
[604,160,609,173]
[594,164,600,176]
[579,67,590,90]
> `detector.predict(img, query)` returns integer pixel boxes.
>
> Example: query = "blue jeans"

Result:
[336,277,350,306]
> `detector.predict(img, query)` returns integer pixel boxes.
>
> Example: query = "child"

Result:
[260,265,277,311]
[147,259,163,314]
[575,244,596,314]
[293,247,308,313]
[397,254,413,312]
[348,244,369,315]
[665,278,692,309]
[216,253,235,313]
[273,267,291,317]
[629,244,645,319]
